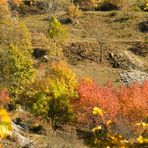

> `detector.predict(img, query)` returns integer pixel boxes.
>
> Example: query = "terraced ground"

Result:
[22,10,148,86]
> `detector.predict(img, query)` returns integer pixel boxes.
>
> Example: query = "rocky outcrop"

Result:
[12,122,34,147]
[120,70,148,85]
[109,50,146,70]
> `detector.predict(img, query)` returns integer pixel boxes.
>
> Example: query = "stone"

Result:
[120,70,148,85]
[12,122,34,147]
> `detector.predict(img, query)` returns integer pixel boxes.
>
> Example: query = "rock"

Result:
[120,70,148,85]
[138,21,148,33]
[109,50,145,70]
[33,48,46,59]
[12,122,34,147]
[128,42,148,57]
[58,17,73,25]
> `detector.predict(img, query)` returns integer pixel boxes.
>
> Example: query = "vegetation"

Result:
[21,60,77,127]
[90,107,148,147]
[0,90,12,141]
[0,45,35,101]
[0,0,147,147]
[66,3,82,20]
[48,16,68,43]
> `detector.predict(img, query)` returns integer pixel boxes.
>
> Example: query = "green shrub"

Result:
[0,45,35,100]
[23,61,77,127]
[0,17,32,54]
[48,16,68,43]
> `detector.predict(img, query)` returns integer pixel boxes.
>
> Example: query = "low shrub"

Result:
[73,78,148,137]
[138,21,148,33]
[116,81,148,123]
[0,0,10,18]
[73,78,120,125]
[48,16,68,44]
[0,90,12,140]
[144,2,148,11]
[66,3,82,20]
[0,45,35,101]
[22,60,78,127]
[0,108,12,139]
[90,107,148,147]
[0,17,33,54]
[0,89,9,108]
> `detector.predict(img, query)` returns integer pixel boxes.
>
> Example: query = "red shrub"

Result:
[0,88,9,106]
[116,81,148,122]
[73,78,148,126]
[73,78,120,124]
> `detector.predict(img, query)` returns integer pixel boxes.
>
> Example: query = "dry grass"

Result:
[21,10,148,85]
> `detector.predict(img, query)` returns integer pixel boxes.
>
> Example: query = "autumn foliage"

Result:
[0,0,22,5]
[74,78,148,126]
[0,89,12,139]
[0,89,9,107]
[116,81,148,122]
[0,0,7,4]
[73,78,120,124]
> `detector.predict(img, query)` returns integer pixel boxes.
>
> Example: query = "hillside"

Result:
[0,0,148,147]
[22,10,148,85]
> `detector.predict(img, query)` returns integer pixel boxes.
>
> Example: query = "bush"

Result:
[116,82,148,123]
[120,0,147,11]
[66,3,82,20]
[12,0,22,6]
[23,60,78,127]
[0,89,9,108]
[0,0,10,17]
[73,78,120,124]
[0,108,12,139]
[48,16,68,43]
[0,45,35,100]
[0,0,22,17]
[49,60,77,97]
[0,17,32,54]
[144,1,148,11]
[74,78,148,137]
[0,88,12,140]
[74,0,148,11]
[90,107,148,147]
